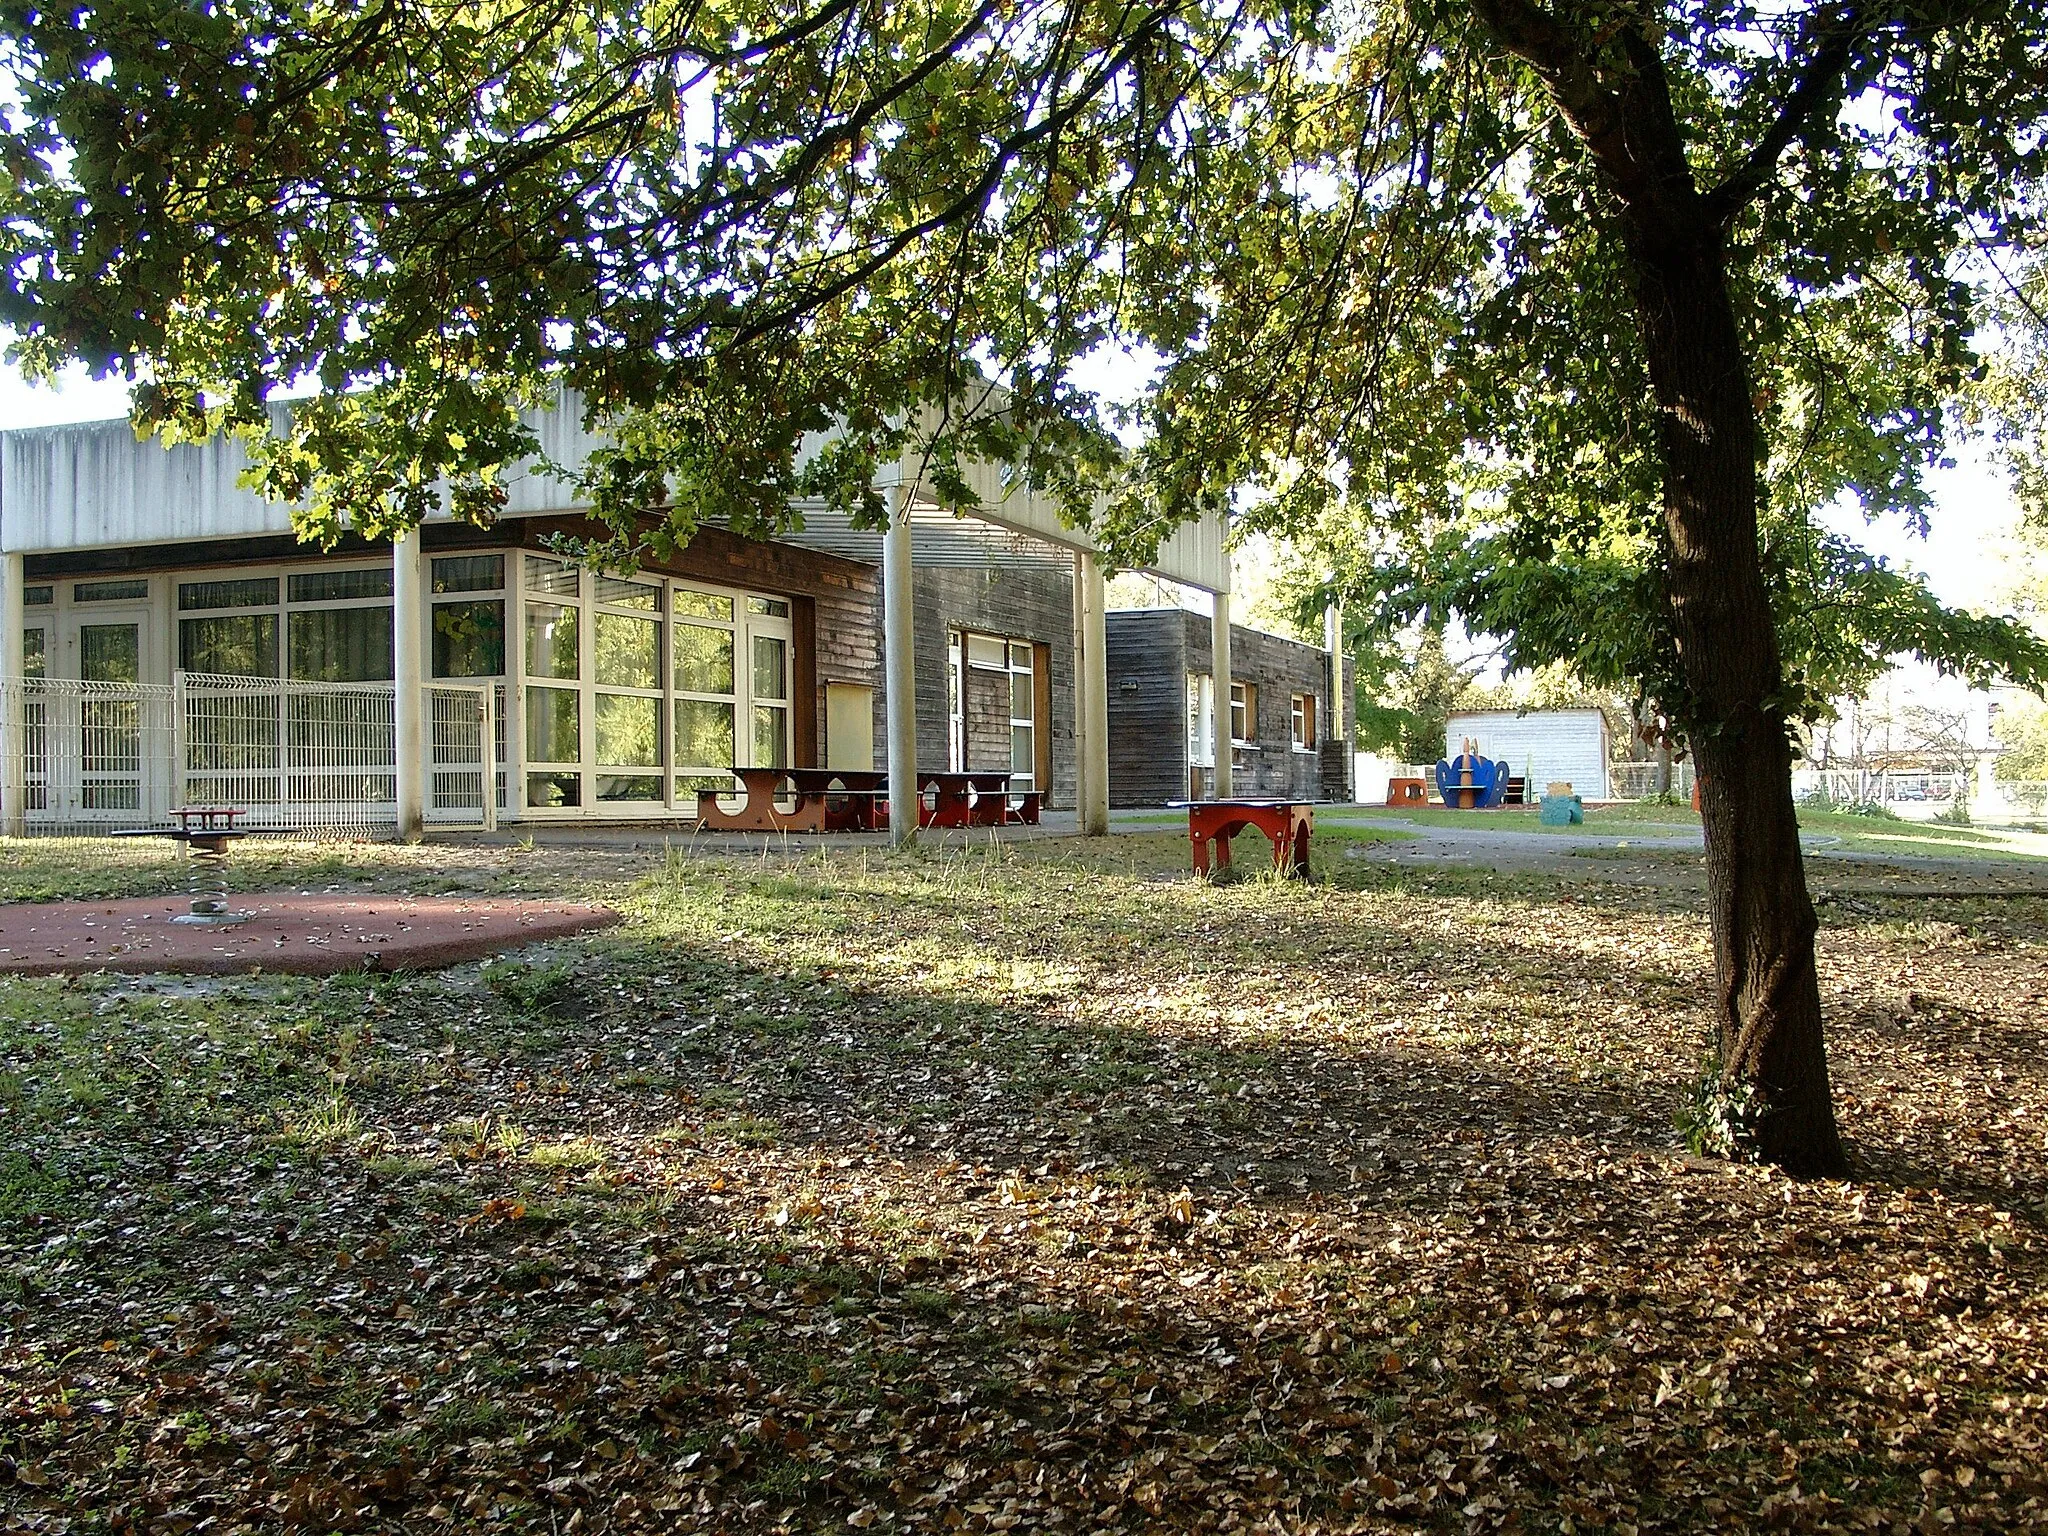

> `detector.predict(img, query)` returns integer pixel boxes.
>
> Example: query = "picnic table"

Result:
[694,767,888,833]
[1170,798,1314,878]
[919,770,1031,829]
[693,768,1042,833]
[110,806,252,925]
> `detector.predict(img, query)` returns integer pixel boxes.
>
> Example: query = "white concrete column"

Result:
[882,492,919,845]
[1071,555,1091,819]
[1211,589,1233,798]
[1324,601,1347,797]
[393,530,427,840]
[1076,551,1110,836]
[1,553,24,837]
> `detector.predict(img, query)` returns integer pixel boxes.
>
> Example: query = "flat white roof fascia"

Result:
[3,396,1229,592]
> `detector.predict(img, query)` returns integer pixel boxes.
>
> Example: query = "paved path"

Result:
[1306,811,2048,889]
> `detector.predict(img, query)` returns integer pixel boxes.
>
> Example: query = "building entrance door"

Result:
[61,613,154,820]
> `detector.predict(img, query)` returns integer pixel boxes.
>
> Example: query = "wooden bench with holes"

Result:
[694,768,1044,833]
[1168,799,1314,878]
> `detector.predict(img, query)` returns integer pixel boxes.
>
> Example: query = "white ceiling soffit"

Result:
[897,466,1228,594]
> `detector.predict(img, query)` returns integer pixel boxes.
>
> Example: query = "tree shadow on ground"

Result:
[4,849,2046,1532]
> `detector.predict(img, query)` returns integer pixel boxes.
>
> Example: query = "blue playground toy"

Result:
[1435,740,1508,809]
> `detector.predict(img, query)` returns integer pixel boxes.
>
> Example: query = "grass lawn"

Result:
[2,834,2045,1532]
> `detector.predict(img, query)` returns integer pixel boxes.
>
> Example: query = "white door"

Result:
[62,611,153,820]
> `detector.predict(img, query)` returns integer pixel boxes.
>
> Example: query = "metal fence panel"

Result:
[1793,767,1967,808]
[1609,761,1697,801]
[4,674,499,836]
[427,683,504,828]
[3,678,178,833]
[177,673,399,831]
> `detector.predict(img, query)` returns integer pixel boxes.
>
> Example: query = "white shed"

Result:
[1446,708,1612,800]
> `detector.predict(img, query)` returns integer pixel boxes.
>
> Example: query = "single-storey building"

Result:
[0,396,1236,837]
[1445,708,1612,801]
[1105,608,1352,807]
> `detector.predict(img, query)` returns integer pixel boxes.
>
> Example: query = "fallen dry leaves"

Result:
[0,834,2043,1534]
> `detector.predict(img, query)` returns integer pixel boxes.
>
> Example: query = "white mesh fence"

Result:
[1,674,499,836]
[177,672,399,832]
[1,677,178,833]
[427,683,505,829]
[1793,767,1968,808]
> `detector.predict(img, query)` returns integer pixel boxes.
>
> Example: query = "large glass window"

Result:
[289,568,393,604]
[673,697,735,770]
[523,560,583,807]
[433,602,505,678]
[674,621,734,693]
[80,624,141,684]
[435,554,505,594]
[671,585,746,799]
[181,613,279,677]
[432,556,506,680]
[508,557,792,812]
[75,579,150,604]
[596,611,660,688]
[524,604,578,678]
[176,565,399,683]
[1291,693,1317,750]
[594,578,664,802]
[948,629,1038,790]
[1187,674,1215,767]
[181,578,278,611]
[1231,681,1257,743]
[290,607,393,682]
[750,632,789,768]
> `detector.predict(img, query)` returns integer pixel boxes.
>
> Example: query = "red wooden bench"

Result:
[1170,799,1313,878]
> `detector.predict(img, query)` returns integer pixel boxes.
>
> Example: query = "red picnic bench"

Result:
[694,769,1042,834]
[1170,799,1314,878]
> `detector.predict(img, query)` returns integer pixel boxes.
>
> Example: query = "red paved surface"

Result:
[0,892,619,976]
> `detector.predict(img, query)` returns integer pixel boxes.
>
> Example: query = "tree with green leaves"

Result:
[1100,0,2048,1174]
[10,0,2048,1174]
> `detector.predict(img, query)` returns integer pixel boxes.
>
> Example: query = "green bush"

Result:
[1673,1056,1764,1161]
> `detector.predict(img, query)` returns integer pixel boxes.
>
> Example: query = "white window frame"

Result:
[1291,692,1317,752]
[1186,672,1214,768]
[947,628,1039,790]
[1231,680,1257,746]
[513,552,795,818]
[172,561,398,683]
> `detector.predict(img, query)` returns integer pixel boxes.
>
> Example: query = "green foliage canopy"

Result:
[6,0,2048,730]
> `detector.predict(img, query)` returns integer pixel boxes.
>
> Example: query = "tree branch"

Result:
[1464,0,1676,218]
[1700,4,1869,228]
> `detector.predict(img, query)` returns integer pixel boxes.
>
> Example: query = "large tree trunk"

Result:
[1625,216,1849,1178]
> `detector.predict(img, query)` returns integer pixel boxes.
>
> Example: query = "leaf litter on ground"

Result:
[0,831,2043,1533]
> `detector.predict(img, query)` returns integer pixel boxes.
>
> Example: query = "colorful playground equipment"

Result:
[1435,740,1508,810]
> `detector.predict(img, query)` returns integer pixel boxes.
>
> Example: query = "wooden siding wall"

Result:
[911,564,1076,807]
[1106,608,1346,806]
[1104,610,1193,807]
